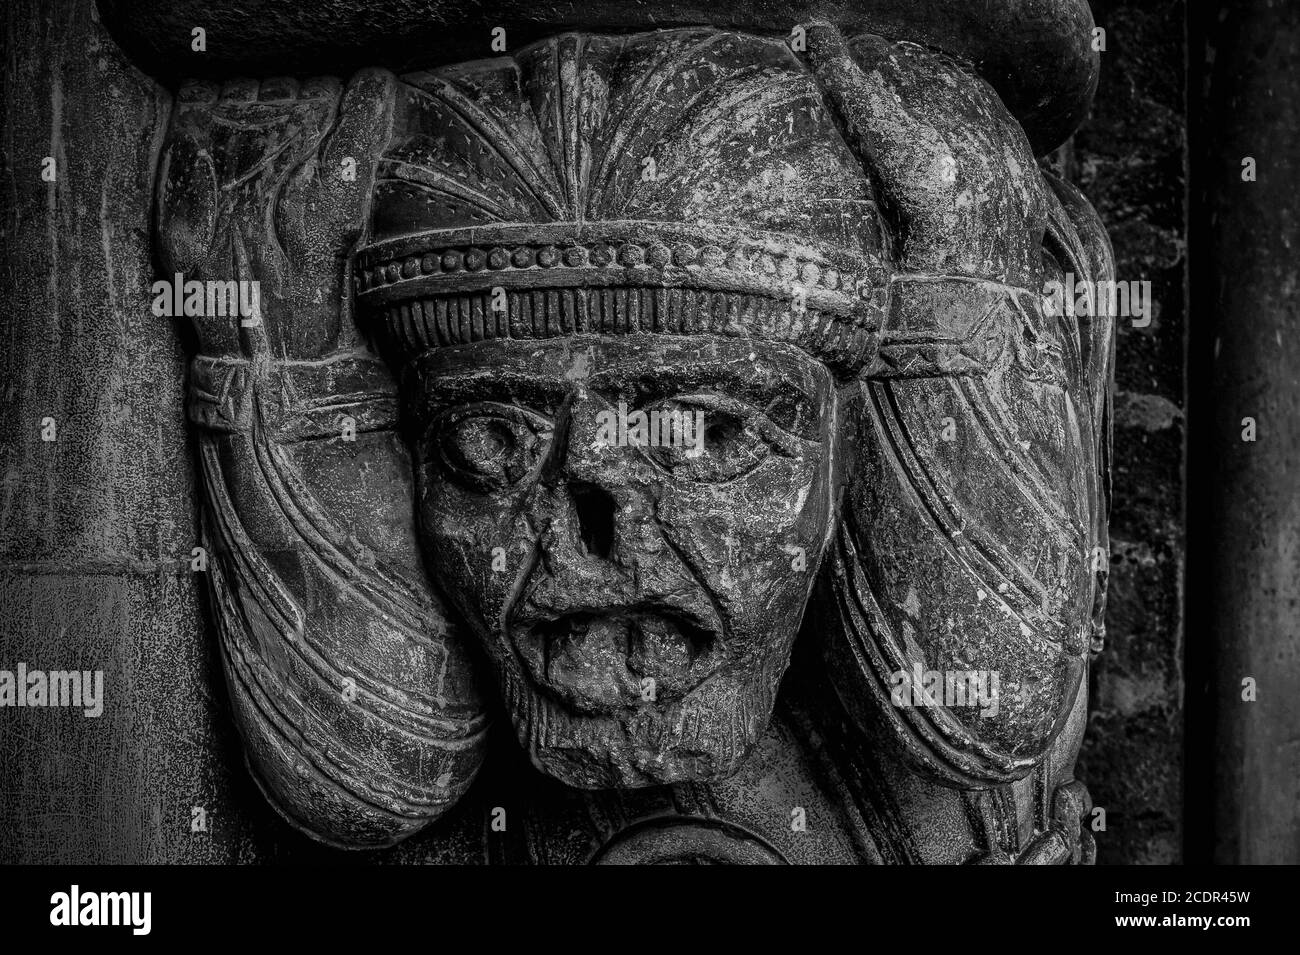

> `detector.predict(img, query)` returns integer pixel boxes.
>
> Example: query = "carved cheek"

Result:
[412,448,536,639]
[655,445,831,639]
[749,450,836,603]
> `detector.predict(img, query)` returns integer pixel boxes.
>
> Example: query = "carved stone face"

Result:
[408,333,839,787]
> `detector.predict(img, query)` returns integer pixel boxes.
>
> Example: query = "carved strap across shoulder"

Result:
[187,351,399,441]
[869,276,1066,385]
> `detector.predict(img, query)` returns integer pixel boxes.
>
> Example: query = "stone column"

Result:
[1193,0,1300,865]
[0,0,242,863]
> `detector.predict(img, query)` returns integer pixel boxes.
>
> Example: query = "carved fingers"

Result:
[319,68,396,248]
[157,70,398,358]
[803,22,1046,286]
[275,69,397,333]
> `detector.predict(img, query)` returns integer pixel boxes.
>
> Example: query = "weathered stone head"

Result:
[355,23,1112,794]
[356,30,875,787]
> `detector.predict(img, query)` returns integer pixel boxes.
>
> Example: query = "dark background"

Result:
[1066,0,1187,865]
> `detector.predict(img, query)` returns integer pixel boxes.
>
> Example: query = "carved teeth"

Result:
[518,610,719,710]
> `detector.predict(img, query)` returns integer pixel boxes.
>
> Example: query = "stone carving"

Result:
[157,70,489,848]
[153,11,1112,862]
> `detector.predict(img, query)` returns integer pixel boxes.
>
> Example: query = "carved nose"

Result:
[568,481,618,561]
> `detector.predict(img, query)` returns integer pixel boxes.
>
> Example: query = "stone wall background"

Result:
[1067,0,1188,865]
[1,0,1192,863]
[0,0,261,863]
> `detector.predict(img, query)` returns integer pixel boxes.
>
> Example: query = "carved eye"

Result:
[639,396,776,484]
[427,403,551,492]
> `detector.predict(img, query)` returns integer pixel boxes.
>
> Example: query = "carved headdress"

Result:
[354,28,1060,384]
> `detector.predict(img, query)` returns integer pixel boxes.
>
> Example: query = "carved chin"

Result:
[497,652,784,789]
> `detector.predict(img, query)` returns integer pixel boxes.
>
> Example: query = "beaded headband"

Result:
[353,221,1050,382]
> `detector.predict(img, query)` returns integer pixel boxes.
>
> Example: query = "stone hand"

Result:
[158,70,393,358]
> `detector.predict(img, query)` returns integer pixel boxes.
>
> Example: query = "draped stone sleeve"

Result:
[806,23,1112,789]
[155,70,489,848]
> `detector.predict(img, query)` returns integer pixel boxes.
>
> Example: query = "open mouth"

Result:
[510,609,722,713]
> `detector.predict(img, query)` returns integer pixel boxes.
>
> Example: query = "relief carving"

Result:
[153,13,1113,863]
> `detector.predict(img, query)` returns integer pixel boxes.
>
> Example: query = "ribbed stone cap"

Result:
[97,0,1098,153]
